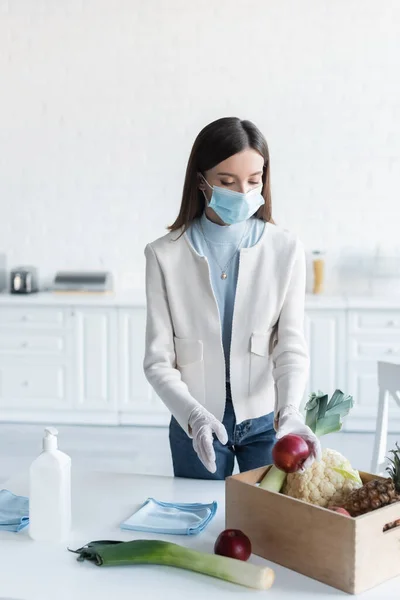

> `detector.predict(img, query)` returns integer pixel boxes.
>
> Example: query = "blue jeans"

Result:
[169,384,276,480]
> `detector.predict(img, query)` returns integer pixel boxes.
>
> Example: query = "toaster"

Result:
[10,266,39,294]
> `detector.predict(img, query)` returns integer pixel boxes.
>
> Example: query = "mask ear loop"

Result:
[198,173,213,190]
[198,173,214,207]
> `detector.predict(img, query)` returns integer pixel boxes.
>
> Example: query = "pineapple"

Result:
[383,519,400,532]
[343,443,400,517]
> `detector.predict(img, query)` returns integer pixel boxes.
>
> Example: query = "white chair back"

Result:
[370,361,400,475]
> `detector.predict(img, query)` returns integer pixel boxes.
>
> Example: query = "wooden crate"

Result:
[225,466,400,594]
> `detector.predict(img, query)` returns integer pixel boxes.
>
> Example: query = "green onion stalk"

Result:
[69,539,275,590]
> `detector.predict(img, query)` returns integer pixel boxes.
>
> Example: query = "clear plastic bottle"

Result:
[29,427,71,542]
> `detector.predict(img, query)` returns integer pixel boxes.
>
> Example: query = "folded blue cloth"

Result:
[120,498,217,536]
[0,489,29,532]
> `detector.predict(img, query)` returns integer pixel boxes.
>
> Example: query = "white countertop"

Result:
[2,290,400,309]
[0,290,400,310]
[1,469,399,599]
[0,290,147,307]
[305,294,400,309]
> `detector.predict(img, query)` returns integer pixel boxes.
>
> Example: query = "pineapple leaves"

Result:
[305,389,354,436]
[386,442,400,492]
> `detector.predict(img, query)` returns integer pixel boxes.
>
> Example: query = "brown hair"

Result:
[169,117,273,234]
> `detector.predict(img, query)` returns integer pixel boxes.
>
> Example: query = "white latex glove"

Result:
[188,405,228,473]
[275,405,322,471]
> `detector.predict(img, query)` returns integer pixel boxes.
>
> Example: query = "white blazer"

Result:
[143,221,309,433]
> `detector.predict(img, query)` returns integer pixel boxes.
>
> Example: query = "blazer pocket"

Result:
[174,337,205,404]
[249,332,272,395]
[174,337,203,366]
[251,333,270,357]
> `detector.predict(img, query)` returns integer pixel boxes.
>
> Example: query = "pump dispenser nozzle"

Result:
[43,427,58,451]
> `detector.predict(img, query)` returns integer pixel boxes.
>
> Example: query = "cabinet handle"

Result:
[387,320,397,327]
[386,348,400,355]
[21,315,27,322]
[22,380,29,387]
[21,342,28,349]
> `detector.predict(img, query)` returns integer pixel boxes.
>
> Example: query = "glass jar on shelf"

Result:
[312,250,325,295]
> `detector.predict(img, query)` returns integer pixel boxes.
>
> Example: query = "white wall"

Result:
[1,0,399,294]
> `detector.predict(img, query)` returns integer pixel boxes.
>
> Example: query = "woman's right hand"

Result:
[188,405,228,473]
[275,405,322,471]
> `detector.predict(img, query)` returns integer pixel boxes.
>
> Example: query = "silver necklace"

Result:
[198,219,248,280]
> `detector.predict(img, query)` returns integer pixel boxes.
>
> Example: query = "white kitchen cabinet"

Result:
[118,308,169,425]
[346,362,381,431]
[0,363,70,408]
[0,331,65,353]
[345,361,400,431]
[73,308,118,419]
[0,293,399,431]
[302,310,347,408]
[0,306,74,419]
[345,309,400,432]
[349,310,400,334]
[0,306,65,328]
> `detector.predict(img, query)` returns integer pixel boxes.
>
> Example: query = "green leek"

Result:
[306,389,354,436]
[69,539,275,590]
[259,465,287,491]
[259,389,354,492]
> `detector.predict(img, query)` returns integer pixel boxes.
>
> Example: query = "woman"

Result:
[143,117,321,480]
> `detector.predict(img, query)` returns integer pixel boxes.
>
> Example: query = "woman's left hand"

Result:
[275,406,322,471]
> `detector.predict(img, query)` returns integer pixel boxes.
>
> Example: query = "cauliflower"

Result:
[282,448,362,508]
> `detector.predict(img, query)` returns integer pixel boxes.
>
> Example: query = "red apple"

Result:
[272,434,310,473]
[214,529,252,561]
[329,506,351,517]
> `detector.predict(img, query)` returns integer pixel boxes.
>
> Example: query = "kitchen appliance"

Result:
[0,253,6,292]
[52,271,113,293]
[10,266,39,294]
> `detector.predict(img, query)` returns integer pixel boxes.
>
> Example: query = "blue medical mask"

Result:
[200,175,264,225]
